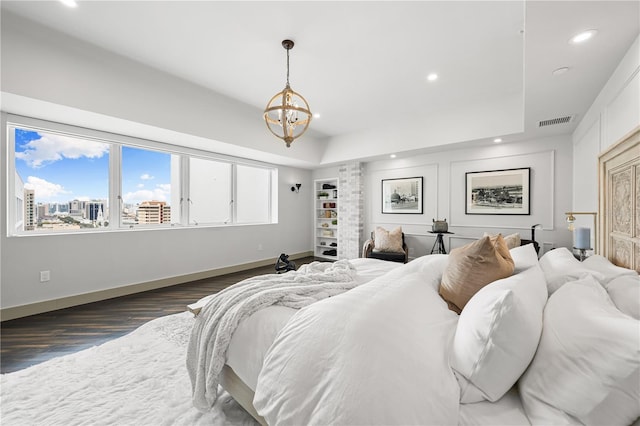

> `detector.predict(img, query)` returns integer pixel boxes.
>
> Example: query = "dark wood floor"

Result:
[1,256,316,374]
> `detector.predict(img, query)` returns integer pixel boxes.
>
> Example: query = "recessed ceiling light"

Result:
[493,138,502,143]
[59,0,78,7]
[390,154,397,158]
[313,113,321,119]
[427,73,438,82]
[552,67,570,76]
[569,29,597,44]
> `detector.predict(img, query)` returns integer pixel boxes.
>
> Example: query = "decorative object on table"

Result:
[362,226,409,263]
[574,227,592,261]
[432,218,448,233]
[565,211,597,256]
[465,168,530,215]
[290,183,302,193]
[275,253,296,273]
[381,177,423,214]
[263,39,312,147]
[429,231,455,254]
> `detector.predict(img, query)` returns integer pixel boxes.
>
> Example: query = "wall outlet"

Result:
[40,270,50,282]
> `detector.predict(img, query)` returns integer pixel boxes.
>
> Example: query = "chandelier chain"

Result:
[286,48,290,87]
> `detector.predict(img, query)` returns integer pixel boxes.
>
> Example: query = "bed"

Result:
[186,244,639,425]
[187,129,640,425]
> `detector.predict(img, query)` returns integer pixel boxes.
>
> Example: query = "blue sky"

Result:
[14,128,171,205]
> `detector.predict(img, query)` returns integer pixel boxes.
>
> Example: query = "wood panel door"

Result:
[599,127,640,272]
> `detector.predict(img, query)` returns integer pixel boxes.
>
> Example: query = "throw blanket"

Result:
[253,255,462,425]
[186,260,357,412]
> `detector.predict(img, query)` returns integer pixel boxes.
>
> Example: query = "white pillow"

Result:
[451,264,547,403]
[607,275,640,319]
[582,254,638,287]
[538,247,604,294]
[519,275,640,426]
[509,243,539,273]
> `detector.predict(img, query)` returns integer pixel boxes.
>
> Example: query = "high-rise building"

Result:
[69,199,86,218]
[136,201,171,224]
[24,189,35,231]
[86,201,106,222]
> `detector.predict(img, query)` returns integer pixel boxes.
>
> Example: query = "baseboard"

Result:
[0,251,313,322]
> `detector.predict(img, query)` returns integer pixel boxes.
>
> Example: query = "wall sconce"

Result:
[565,211,598,257]
[291,183,301,193]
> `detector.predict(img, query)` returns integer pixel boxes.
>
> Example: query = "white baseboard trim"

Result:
[1,251,313,322]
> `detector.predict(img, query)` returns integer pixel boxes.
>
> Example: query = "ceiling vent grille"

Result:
[538,115,574,127]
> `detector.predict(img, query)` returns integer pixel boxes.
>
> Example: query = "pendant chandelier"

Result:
[264,39,312,148]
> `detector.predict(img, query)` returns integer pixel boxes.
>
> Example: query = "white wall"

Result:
[0,11,327,169]
[0,13,315,314]
[315,136,574,259]
[363,136,573,258]
[0,117,313,310]
[572,35,640,212]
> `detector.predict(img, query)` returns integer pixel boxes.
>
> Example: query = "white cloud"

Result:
[137,183,145,188]
[122,183,170,205]
[24,176,71,200]
[140,174,154,180]
[16,133,109,168]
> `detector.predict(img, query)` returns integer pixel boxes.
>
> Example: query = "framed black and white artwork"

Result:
[382,176,423,214]
[465,168,530,215]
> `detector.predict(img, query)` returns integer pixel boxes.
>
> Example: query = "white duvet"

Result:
[253,254,462,425]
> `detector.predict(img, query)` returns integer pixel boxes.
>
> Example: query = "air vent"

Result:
[538,115,574,127]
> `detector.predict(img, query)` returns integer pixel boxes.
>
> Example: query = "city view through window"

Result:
[14,127,173,232]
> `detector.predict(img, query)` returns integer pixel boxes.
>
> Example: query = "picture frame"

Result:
[382,176,423,214]
[465,168,530,215]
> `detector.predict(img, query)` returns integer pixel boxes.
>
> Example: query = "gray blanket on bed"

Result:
[186,260,357,412]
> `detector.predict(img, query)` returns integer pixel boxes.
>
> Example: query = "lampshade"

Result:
[264,40,312,147]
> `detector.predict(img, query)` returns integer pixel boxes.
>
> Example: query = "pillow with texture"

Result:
[509,243,539,273]
[452,264,547,403]
[483,232,521,250]
[582,255,638,287]
[439,235,515,313]
[519,275,640,426]
[607,275,640,320]
[538,247,604,294]
[373,226,403,253]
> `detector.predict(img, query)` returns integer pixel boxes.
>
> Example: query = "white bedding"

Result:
[192,249,638,425]
[458,387,530,425]
[226,258,402,390]
[253,255,462,425]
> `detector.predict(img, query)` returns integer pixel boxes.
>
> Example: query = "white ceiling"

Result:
[1,1,639,164]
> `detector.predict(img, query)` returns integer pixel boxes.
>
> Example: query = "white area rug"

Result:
[0,312,257,426]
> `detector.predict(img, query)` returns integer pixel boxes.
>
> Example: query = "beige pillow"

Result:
[374,226,403,253]
[439,235,515,313]
[484,232,521,250]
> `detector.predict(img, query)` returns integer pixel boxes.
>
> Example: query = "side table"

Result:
[429,231,454,254]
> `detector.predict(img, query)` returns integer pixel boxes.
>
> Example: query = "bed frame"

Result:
[598,126,640,272]
[221,365,266,425]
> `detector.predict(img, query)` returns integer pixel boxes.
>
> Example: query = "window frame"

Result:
[5,114,278,237]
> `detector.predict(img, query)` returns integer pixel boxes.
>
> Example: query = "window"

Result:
[236,164,272,224]
[6,115,278,236]
[188,157,232,225]
[121,146,179,226]
[12,126,110,233]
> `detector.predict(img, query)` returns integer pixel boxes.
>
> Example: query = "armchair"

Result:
[362,229,409,263]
